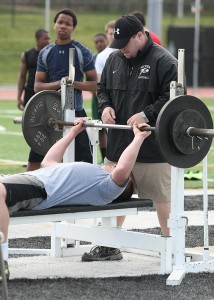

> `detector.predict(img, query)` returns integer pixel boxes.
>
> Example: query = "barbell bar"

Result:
[13,90,213,168]
[13,117,214,137]
[52,120,214,138]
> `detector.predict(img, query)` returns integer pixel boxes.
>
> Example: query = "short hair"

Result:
[113,178,134,203]
[130,10,146,26]
[94,33,107,39]
[35,29,49,40]
[53,8,77,27]
[104,20,116,33]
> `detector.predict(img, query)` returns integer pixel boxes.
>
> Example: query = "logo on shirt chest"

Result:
[138,65,150,79]
[59,50,65,55]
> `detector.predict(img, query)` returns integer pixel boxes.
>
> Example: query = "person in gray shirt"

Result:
[0,119,151,279]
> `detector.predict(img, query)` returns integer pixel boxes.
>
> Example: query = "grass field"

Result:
[0,97,214,189]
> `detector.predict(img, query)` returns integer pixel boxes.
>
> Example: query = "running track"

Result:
[0,85,214,100]
[0,86,91,100]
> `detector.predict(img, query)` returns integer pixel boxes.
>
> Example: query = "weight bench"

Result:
[9,197,173,274]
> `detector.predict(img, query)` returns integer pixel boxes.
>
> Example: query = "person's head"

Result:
[93,33,108,53]
[53,8,77,42]
[110,15,146,59]
[130,10,146,26]
[35,29,50,50]
[104,20,116,44]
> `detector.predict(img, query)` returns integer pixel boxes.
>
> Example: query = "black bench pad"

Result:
[10,198,153,218]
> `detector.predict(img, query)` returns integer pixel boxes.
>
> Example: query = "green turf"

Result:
[0,98,214,189]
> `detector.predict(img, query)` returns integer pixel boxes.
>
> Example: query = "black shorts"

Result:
[24,88,35,107]
[28,149,45,163]
[0,174,47,214]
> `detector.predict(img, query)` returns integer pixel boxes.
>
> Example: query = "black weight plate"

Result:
[22,90,62,156]
[171,109,206,155]
[155,95,213,168]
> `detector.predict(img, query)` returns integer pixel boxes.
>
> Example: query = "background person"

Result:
[82,15,178,262]
[0,120,151,279]
[17,29,50,110]
[34,8,97,166]
[130,10,162,45]
[17,29,50,171]
[95,20,116,82]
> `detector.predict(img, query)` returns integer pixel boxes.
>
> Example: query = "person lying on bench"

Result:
[0,119,150,279]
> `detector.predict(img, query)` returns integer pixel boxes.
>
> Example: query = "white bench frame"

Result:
[9,203,173,274]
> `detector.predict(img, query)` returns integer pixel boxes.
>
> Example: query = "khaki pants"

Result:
[104,159,171,204]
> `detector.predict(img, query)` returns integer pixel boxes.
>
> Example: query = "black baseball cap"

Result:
[110,15,143,49]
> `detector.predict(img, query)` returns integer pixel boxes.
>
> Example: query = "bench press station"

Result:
[8,49,214,286]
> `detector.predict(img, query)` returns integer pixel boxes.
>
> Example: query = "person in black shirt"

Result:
[17,29,50,171]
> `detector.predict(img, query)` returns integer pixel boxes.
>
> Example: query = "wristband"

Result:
[141,111,149,122]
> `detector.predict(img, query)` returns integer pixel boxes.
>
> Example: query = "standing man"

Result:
[34,8,97,164]
[82,15,178,262]
[17,29,50,171]
[17,29,50,110]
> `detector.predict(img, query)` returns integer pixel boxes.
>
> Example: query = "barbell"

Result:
[13,90,213,169]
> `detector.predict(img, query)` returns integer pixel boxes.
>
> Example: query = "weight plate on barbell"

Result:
[155,95,213,168]
[22,90,62,156]
[171,109,206,155]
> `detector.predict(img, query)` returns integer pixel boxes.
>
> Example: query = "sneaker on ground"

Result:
[81,246,123,262]
[0,260,10,280]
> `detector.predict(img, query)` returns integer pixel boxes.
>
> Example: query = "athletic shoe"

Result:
[81,246,123,261]
[0,260,10,280]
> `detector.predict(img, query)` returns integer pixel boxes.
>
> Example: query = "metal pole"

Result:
[61,48,75,163]
[45,0,50,32]
[193,0,201,95]
[147,0,163,41]
[0,233,8,300]
[54,120,155,132]
[14,117,214,138]
[177,0,184,18]
[177,49,185,95]
[203,156,209,262]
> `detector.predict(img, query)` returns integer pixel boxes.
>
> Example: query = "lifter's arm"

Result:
[111,124,151,186]
[41,120,85,167]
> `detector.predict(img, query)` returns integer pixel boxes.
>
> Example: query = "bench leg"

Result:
[51,223,62,257]
[0,233,8,300]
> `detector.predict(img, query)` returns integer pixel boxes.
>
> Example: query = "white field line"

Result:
[0,115,21,119]
[0,131,23,136]
[0,159,26,165]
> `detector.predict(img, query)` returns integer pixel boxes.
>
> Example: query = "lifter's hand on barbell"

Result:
[71,119,86,135]
[127,112,148,125]
[133,123,151,139]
